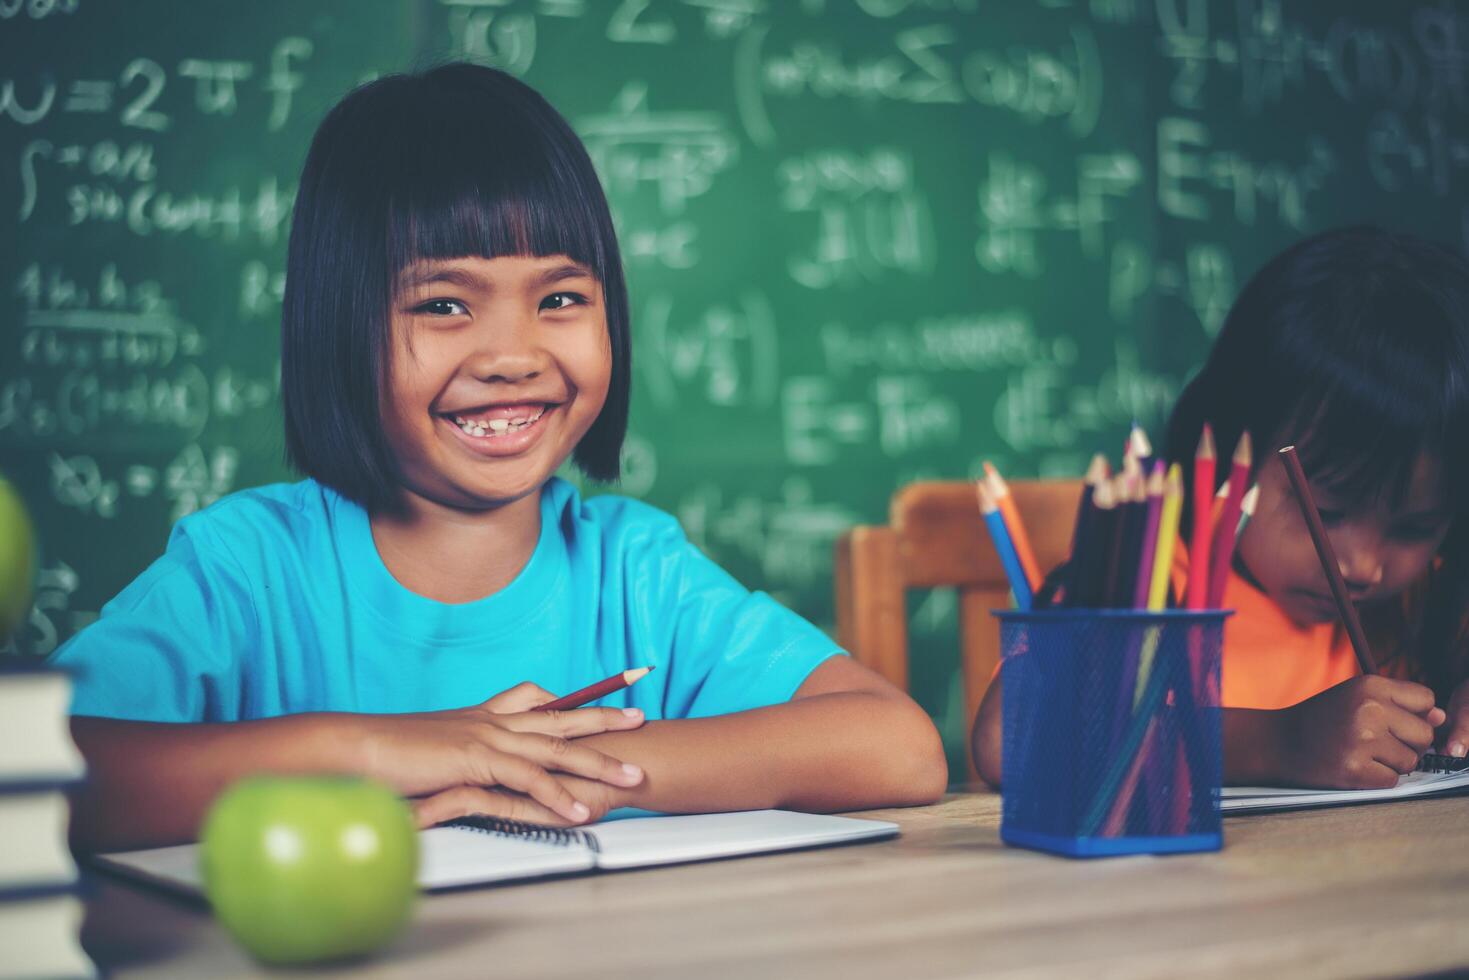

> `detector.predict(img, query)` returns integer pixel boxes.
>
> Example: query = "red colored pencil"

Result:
[535,667,655,711]
[1186,424,1216,609]
[1205,432,1252,608]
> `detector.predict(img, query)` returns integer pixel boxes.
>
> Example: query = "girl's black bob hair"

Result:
[1165,225,1469,695]
[281,63,630,509]
[1166,225,1469,517]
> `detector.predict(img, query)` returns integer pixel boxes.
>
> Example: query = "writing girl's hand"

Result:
[412,772,622,830]
[1439,678,1469,758]
[356,682,646,823]
[1275,676,1446,788]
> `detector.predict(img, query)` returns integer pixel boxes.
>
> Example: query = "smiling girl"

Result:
[54,64,946,851]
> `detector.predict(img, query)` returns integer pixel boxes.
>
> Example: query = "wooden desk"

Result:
[83,790,1469,978]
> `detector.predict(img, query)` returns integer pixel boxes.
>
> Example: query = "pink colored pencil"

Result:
[1205,433,1253,608]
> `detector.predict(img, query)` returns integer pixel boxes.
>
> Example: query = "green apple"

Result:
[201,775,419,965]
[0,474,36,640]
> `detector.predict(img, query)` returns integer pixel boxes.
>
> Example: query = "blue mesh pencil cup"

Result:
[996,608,1228,858]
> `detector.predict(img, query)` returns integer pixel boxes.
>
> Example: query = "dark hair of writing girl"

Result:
[1165,225,1469,700]
[280,62,630,510]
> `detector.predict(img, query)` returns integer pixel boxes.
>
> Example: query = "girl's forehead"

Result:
[1306,449,1451,516]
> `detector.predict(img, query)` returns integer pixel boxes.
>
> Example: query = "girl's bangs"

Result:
[1281,291,1469,511]
[383,120,607,289]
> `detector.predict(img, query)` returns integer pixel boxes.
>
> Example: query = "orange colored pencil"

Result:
[535,666,655,711]
[984,462,1043,593]
[1186,424,1216,609]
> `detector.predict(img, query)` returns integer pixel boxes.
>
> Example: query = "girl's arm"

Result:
[970,676,1003,787]
[967,675,1446,791]
[69,684,648,852]
[414,657,948,825]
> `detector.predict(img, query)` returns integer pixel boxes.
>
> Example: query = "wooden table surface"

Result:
[82,789,1469,979]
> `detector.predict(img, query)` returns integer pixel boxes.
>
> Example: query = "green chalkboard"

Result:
[4,0,1468,770]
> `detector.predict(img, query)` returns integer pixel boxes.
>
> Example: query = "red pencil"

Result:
[534,667,655,711]
[1186,424,1217,610]
[1205,432,1252,608]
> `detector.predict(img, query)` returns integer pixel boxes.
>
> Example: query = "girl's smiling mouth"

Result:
[437,400,559,456]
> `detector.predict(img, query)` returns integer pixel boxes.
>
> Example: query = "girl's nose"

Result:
[1334,535,1385,593]
[468,313,546,383]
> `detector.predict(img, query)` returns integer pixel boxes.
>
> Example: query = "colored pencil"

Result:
[1236,484,1259,538]
[1060,454,1109,607]
[984,463,1043,593]
[1186,424,1216,609]
[1205,432,1253,608]
[1127,422,1153,469]
[1104,472,1139,607]
[535,666,656,711]
[1079,477,1119,607]
[978,479,1034,611]
[1146,464,1184,612]
[1277,446,1377,675]
[1132,462,1166,609]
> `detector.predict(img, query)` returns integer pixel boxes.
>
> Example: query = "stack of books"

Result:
[0,661,93,978]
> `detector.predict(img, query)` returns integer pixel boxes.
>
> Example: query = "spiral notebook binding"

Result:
[1417,753,1469,774]
[445,815,602,853]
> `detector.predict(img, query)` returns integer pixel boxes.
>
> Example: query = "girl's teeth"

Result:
[451,407,545,438]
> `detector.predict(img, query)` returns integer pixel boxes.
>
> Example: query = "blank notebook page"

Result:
[585,810,897,869]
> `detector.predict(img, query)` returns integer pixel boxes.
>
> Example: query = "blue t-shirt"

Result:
[51,478,841,723]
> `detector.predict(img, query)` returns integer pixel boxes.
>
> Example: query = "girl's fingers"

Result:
[1383,680,1437,715]
[499,705,645,737]
[479,753,595,823]
[481,682,557,714]
[490,730,644,787]
[1385,707,1436,752]
[1373,738,1421,777]
[1443,708,1469,757]
[412,785,570,830]
[1354,757,1405,789]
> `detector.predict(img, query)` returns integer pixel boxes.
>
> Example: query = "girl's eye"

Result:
[1394,522,1446,542]
[1316,508,1345,527]
[540,292,587,312]
[413,298,468,317]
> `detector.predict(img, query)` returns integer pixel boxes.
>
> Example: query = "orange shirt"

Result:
[1171,547,1397,709]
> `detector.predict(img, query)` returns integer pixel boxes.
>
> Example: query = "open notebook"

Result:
[91,810,899,894]
[1224,753,1469,814]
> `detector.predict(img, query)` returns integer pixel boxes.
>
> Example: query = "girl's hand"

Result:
[1275,676,1446,788]
[356,682,646,823]
[1439,679,1469,758]
[411,773,622,830]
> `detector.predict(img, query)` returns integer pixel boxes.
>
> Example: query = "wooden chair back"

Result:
[834,480,1082,771]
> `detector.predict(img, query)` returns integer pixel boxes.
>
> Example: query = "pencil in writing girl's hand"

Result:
[1276,445,1377,675]
[535,666,656,712]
